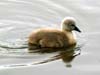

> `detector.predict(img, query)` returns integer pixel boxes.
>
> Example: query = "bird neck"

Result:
[61,24,71,31]
[63,30,76,46]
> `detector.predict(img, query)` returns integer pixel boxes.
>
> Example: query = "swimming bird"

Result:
[28,17,81,49]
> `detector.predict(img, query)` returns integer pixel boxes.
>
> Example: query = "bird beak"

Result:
[74,26,81,32]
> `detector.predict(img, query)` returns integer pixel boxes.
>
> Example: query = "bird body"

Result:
[28,28,76,48]
[28,17,81,49]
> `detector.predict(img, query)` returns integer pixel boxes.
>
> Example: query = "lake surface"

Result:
[0,0,100,75]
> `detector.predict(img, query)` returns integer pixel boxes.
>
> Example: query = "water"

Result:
[0,0,100,75]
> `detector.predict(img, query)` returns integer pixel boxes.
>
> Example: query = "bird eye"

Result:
[70,24,75,29]
[71,24,75,26]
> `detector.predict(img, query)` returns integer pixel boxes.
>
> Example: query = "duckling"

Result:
[28,17,81,49]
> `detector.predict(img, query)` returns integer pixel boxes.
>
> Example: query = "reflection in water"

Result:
[0,44,81,68]
[29,44,81,68]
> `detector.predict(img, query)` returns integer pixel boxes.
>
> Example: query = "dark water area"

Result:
[0,0,100,75]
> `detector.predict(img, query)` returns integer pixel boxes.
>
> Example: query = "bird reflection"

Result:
[28,44,81,68]
[0,44,81,69]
